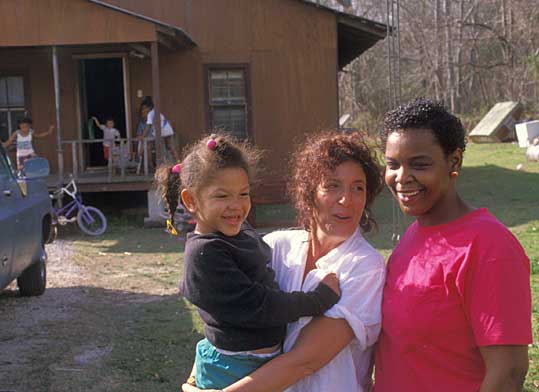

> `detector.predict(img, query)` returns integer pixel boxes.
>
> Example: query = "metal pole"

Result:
[151,41,163,165]
[52,46,64,186]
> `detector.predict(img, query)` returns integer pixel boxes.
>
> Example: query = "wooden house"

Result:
[0,0,386,207]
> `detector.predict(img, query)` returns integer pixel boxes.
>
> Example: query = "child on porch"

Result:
[1,117,54,170]
[92,116,121,163]
[138,96,179,161]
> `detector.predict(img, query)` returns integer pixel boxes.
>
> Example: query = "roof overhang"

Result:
[0,0,197,48]
[86,0,196,49]
[298,1,388,69]
[337,14,387,69]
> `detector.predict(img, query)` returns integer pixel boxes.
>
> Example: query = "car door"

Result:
[0,149,18,289]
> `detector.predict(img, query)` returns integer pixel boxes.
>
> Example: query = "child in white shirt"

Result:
[2,117,54,170]
[92,116,121,162]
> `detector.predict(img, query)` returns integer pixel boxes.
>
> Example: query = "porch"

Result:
[0,0,196,193]
[44,138,158,193]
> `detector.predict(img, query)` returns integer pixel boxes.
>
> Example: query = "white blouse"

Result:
[264,228,386,392]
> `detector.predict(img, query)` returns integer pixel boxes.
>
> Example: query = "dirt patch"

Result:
[0,227,202,392]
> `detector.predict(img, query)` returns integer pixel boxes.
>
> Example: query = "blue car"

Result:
[0,146,54,296]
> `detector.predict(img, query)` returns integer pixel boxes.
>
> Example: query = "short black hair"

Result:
[381,97,466,155]
[105,116,115,123]
[18,117,33,126]
[141,96,154,110]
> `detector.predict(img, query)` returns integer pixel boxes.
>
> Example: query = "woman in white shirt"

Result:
[183,131,386,392]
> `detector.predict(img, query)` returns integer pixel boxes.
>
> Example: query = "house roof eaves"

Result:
[85,0,196,47]
[299,0,388,38]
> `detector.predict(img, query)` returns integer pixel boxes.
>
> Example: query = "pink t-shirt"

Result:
[375,208,532,392]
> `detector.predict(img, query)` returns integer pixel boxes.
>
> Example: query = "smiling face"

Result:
[182,167,251,236]
[312,161,367,247]
[19,122,31,134]
[384,128,461,225]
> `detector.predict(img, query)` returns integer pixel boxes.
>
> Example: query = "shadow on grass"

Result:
[0,286,202,392]
[459,164,539,227]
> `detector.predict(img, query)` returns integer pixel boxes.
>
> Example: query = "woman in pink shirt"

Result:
[375,98,532,392]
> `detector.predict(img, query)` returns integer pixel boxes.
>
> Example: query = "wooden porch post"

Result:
[151,41,163,165]
[52,46,64,185]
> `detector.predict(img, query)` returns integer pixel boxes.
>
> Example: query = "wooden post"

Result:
[120,139,125,178]
[143,139,149,177]
[151,41,163,165]
[71,142,78,179]
[108,141,113,180]
[52,46,64,186]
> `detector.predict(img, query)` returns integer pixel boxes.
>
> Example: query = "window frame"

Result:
[0,71,31,144]
[204,64,252,140]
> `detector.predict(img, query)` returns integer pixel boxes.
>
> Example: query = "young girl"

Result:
[1,117,54,170]
[155,134,341,390]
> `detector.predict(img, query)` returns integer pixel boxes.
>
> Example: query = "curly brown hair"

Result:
[154,134,260,229]
[288,131,383,233]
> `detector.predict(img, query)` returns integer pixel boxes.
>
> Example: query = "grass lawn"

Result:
[70,142,538,390]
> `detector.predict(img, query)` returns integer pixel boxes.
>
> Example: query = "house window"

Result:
[0,76,27,144]
[207,67,250,139]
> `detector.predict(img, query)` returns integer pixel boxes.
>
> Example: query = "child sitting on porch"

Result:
[1,117,54,170]
[92,116,121,163]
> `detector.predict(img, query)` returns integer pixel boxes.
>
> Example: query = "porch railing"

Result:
[60,138,157,181]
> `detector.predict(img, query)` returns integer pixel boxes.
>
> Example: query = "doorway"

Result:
[79,57,128,167]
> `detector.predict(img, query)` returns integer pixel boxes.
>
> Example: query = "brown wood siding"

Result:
[1,0,339,189]
[0,48,59,171]
[0,0,156,47]
[104,0,338,178]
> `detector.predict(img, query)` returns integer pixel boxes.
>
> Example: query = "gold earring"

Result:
[361,211,370,226]
[450,171,459,178]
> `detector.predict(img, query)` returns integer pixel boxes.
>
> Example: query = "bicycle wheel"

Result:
[77,206,107,236]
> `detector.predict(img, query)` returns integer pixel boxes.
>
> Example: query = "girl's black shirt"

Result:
[180,224,340,351]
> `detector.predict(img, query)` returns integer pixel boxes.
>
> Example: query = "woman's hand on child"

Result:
[321,272,340,297]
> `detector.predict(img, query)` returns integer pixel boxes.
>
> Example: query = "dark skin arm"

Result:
[33,125,55,138]
[182,317,355,392]
[138,124,152,140]
[479,345,528,392]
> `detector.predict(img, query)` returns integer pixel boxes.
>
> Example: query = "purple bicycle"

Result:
[51,179,107,236]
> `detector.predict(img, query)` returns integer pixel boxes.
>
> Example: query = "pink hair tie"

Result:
[207,134,218,150]
[171,163,182,174]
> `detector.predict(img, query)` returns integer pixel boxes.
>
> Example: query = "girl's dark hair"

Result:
[155,134,260,228]
[140,96,154,110]
[288,131,384,233]
[18,117,33,126]
[380,97,466,155]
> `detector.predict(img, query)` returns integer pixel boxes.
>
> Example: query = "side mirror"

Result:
[23,158,50,179]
